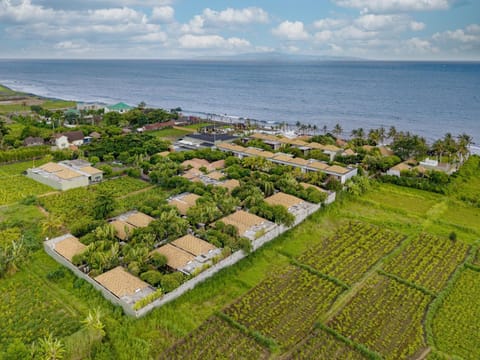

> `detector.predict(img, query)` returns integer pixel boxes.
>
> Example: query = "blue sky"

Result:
[0,0,479,59]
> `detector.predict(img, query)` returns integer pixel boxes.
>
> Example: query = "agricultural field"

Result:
[432,268,480,360]
[223,265,344,348]
[150,127,192,140]
[382,233,469,293]
[297,222,405,285]
[285,326,372,360]
[0,253,83,350]
[159,315,270,360]
[0,158,52,205]
[328,274,432,360]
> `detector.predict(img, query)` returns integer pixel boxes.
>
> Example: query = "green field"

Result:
[1,163,480,358]
[150,127,191,139]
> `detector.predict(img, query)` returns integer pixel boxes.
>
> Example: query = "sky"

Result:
[0,0,479,60]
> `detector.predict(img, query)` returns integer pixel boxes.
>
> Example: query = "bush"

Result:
[46,267,66,281]
[140,270,163,286]
[149,252,167,268]
[449,231,457,241]
[161,272,184,292]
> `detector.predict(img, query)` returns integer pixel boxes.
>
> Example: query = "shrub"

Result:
[46,268,66,281]
[140,270,163,286]
[161,272,184,292]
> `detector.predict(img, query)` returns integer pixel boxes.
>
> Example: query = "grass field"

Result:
[1,171,480,358]
[149,127,191,140]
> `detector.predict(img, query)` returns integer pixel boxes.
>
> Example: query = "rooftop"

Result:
[218,210,267,237]
[168,193,200,215]
[265,192,305,209]
[94,266,150,298]
[54,235,86,261]
[107,102,134,111]
[172,234,217,257]
[217,179,240,192]
[183,133,237,143]
[153,244,195,270]
[110,220,136,241]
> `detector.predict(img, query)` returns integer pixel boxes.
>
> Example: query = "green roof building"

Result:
[105,102,134,114]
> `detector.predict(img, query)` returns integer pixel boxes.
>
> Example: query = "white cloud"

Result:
[333,0,454,13]
[402,37,439,53]
[178,34,250,49]
[0,0,56,23]
[272,21,309,40]
[433,26,480,43]
[181,7,268,34]
[88,7,145,23]
[131,32,167,43]
[314,18,347,30]
[315,30,334,42]
[410,21,426,31]
[151,6,174,23]
[202,7,268,26]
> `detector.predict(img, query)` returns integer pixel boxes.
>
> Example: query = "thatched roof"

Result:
[95,266,149,298]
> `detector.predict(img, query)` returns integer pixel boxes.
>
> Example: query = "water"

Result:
[0,59,479,143]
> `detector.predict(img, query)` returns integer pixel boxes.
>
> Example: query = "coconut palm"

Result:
[41,215,64,239]
[82,308,106,337]
[387,126,397,141]
[333,123,343,138]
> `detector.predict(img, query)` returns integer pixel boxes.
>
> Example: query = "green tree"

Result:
[333,123,343,138]
[93,190,116,220]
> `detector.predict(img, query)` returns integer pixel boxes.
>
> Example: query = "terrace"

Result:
[264,192,316,219]
[168,193,200,215]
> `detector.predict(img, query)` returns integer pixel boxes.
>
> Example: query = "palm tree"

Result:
[322,125,328,134]
[387,126,397,141]
[262,181,275,197]
[333,123,343,138]
[432,139,445,162]
[368,129,380,145]
[312,124,318,135]
[378,126,386,145]
[457,133,473,163]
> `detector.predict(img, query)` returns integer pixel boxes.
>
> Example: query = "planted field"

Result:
[0,264,81,351]
[383,233,469,293]
[40,176,150,222]
[297,222,405,285]
[329,275,432,360]
[286,326,371,360]
[432,269,480,360]
[159,315,269,360]
[223,265,344,348]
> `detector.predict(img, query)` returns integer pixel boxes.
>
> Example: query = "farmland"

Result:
[1,155,480,358]
[383,233,469,293]
[296,222,405,285]
[328,274,432,360]
[432,268,480,360]
[158,315,270,360]
[223,265,344,348]
[0,158,52,205]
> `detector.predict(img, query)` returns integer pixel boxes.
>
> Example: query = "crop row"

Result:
[285,325,371,360]
[297,222,405,285]
[0,270,81,350]
[223,265,344,348]
[328,274,432,360]
[383,233,469,293]
[158,315,270,360]
[432,269,480,360]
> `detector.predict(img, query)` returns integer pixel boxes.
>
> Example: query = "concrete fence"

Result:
[44,201,323,318]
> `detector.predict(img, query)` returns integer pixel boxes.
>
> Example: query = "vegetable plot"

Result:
[159,315,270,360]
[223,265,344,348]
[328,274,431,360]
[297,222,405,285]
[383,233,469,293]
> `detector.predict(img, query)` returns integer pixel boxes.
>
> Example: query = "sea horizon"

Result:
[1,59,479,144]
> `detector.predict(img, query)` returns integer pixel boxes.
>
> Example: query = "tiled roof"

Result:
[219,210,266,237]
[54,236,86,261]
[308,161,330,170]
[207,171,224,180]
[168,193,200,215]
[326,165,352,175]
[95,266,149,298]
[265,192,304,209]
[110,220,135,241]
[125,212,155,228]
[218,179,240,192]
[153,244,195,270]
[172,234,217,257]
[79,166,103,175]
[300,182,328,193]
[182,158,210,169]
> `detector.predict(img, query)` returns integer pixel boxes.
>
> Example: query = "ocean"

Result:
[0,60,479,143]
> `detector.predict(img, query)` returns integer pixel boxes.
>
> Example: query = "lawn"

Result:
[149,127,192,140]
